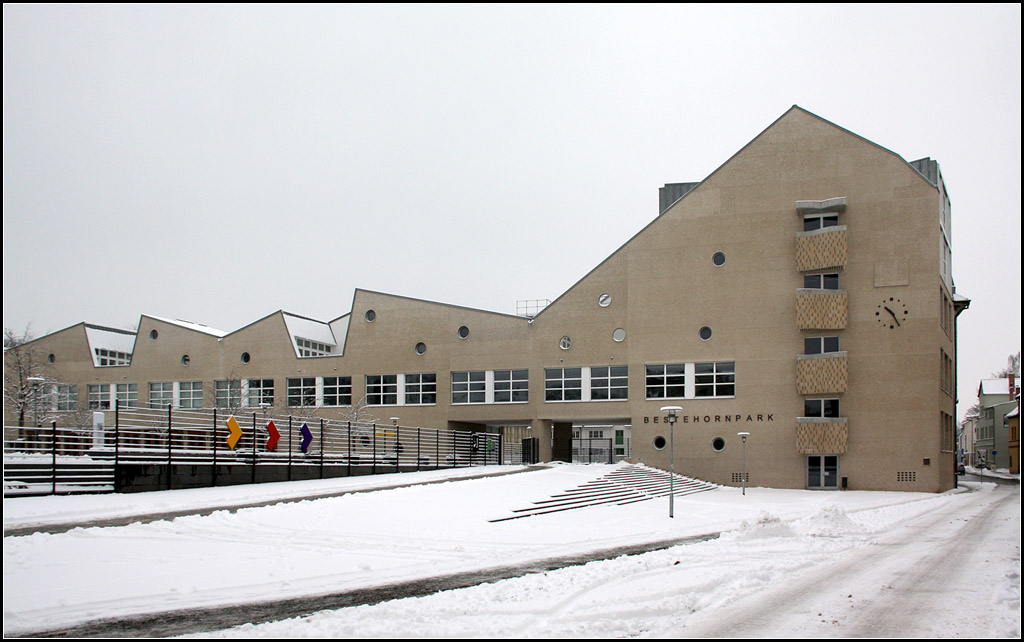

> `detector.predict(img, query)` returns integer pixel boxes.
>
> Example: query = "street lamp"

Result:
[661,406,682,518]
[737,432,750,495]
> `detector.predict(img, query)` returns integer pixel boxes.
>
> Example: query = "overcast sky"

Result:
[3,5,1020,417]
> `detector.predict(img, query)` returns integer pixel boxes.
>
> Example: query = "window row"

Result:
[54,361,740,411]
[644,361,736,399]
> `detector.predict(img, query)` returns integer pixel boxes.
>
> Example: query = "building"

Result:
[975,376,1020,470]
[4,106,966,492]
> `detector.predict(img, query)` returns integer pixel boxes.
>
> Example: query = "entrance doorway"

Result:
[807,454,839,488]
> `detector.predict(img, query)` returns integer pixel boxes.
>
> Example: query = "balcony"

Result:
[796,352,848,395]
[796,290,848,330]
[795,418,849,454]
[796,226,847,272]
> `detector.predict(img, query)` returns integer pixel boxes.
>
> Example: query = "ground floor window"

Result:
[323,376,352,406]
[56,384,78,411]
[807,454,839,488]
[404,373,437,405]
[366,374,398,405]
[246,379,273,407]
[215,379,242,408]
[452,371,486,404]
[88,384,111,410]
[287,377,317,407]
[116,383,138,409]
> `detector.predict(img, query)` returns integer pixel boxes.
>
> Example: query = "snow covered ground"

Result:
[3,463,1020,638]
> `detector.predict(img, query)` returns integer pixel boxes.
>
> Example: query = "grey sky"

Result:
[3,4,1020,418]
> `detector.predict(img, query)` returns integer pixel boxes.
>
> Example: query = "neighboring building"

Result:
[3,106,966,492]
[975,377,1019,470]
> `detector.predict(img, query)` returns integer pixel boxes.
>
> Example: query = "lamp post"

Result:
[737,431,750,495]
[661,406,682,518]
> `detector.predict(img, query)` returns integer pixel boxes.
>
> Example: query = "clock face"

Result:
[876,296,908,329]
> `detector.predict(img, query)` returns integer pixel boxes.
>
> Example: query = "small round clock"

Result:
[876,296,908,329]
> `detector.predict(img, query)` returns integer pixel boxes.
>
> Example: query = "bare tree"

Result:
[4,326,57,427]
[992,352,1021,379]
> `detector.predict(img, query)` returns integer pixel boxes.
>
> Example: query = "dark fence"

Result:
[3,405,502,496]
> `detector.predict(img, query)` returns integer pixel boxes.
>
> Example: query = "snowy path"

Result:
[672,482,1020,637]
[4,465,1019,638]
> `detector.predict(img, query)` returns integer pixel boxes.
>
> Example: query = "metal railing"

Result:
[3,404,502,496]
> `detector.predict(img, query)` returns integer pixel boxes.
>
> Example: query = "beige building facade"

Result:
[5,107,964,492]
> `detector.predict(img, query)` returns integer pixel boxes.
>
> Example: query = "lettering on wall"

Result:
[642,413,774,424]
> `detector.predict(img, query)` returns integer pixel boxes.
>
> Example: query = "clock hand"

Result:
[884,306,901,326]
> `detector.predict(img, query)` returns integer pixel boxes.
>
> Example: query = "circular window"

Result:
[241,352,250,364]
[699,326,713,341]
[458,325,470,339]
[559,336,572,350]
[712,252,726,267]
[415,342,427,355]
[181,355,190,366]
[653,435,667,450]
[150,329,159,340]
[48,353,55,363]
[365,309,376,322]
[612,328,626,342]
[598,293,611,307]
[712,437,726,452]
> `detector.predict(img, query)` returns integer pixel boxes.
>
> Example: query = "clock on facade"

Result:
[876,296,908,329]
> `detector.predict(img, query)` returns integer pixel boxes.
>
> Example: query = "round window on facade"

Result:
[712,252,726,267]
[712,437,726,452]
[612,328,626,342]
[48,353,55,363]
[365,309,376,322]
[415,342,427,355]
[241,352,250,364]
[653,435,668,450]
[699,326,713,341]
[458,325,470,339]
[150,329,158,340]
[559,336,572,350]
[598,293,611,308]
[181,355,190,367]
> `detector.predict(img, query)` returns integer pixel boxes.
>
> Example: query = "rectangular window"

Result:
[215,379,242,408]
[366,374,398,405]
[803,214,839,231]
[645,364,686,399]
[404,373,437,405]
[149,382,173,409]
[295,337,332,357]
[804,273,840,290]
[452,371,486,404]
[95,348,131,366]
[287,377,317,407]
[545,367,582,402]
[246,379,273,407]
[590,366,628,400]
[804,336,840,355]
[694,361,735,397]
[115,383,138,409]
[179,381,204,408]
[804,398,840,418]
[493,369,529,403]
[88,384,111,410]
[56,384,78,411]
[323,376,352,406]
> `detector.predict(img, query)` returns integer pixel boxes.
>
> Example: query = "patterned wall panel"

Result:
[796,291,848,329]
[796,353,848,394]
[795,419,849,454]
[796,227,848,272]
